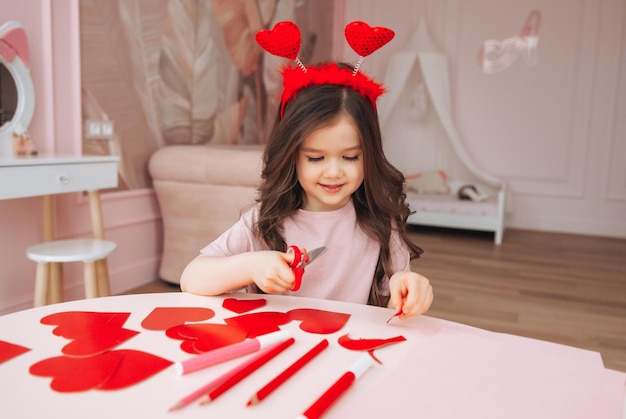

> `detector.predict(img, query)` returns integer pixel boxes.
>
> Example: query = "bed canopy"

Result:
[377,19,508,244]
[378,19,504,194]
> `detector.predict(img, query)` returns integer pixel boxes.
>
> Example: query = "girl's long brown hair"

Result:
[253,64,423,307]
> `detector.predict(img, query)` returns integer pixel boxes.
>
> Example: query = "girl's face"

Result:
[297,114,364,211]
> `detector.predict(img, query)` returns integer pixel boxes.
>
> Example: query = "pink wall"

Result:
[340,0,626,237]
[1,0,60,314]
[0,0,161,314]
[0,0,624,314]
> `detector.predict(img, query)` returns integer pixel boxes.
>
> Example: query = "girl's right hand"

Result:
[248,250,297,294]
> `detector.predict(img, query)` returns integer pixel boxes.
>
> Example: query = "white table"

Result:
[0,292,623,418]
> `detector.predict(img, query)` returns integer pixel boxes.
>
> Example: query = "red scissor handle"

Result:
[288,245,308,291]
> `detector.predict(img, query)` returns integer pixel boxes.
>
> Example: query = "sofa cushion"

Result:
[149,144,264,283]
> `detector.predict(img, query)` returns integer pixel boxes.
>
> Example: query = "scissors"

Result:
[287,245,327,291]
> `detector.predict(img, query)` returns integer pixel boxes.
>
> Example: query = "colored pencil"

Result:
[173,329,290,375]
[168,334,293,412]
[168,371,231,412]
[200,337,296,405]
[247,339,329,406]
[297,353,374,419]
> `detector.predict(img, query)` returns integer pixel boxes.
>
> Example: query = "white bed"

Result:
[379,21,509,245]
[405,186,507,244]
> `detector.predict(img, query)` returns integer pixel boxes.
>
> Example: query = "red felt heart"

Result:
[0,340,30,365]
[41,311,139,357]
[256,21,301,59]
[344,21,394,57]
[224,312,290,337]
[287,308,351,334]
[166,323,248,354]
[29,349,172,392]
[222,298,267,314]
[141,307,215,330]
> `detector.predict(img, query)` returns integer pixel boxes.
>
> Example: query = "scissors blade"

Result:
[303,246,327,267]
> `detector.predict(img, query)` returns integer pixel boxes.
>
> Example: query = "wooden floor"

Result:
[124,227,626,373]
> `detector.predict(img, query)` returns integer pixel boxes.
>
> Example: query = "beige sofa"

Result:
[148,144,264,284]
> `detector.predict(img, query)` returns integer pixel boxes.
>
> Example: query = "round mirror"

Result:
[0,63,18,125]
[0,21,35,157]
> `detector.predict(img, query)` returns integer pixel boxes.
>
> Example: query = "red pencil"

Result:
[248,339,329,406]
[199,337,295,404]
[297,353,374,419]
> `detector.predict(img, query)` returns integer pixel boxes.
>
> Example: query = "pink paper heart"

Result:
[141,307,215,330]
[222,298,267,314]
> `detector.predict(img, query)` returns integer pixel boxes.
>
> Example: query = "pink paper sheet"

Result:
[342,325,626,419]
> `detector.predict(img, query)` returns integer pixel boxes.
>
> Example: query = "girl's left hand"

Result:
[388,271,433,319]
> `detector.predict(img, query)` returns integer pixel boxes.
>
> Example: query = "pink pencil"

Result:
[169,337,295,412]
[297,354,374,419]
[173,329,290,375]
[168,370,231,412]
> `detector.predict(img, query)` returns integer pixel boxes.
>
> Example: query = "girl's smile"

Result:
[297,114,364,211]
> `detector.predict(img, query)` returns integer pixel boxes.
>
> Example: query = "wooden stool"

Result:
[26,239,117,306]
[27,190,116,307]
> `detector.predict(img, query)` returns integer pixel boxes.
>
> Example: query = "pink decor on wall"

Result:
[0,25,30,67]
[478,10,540,74]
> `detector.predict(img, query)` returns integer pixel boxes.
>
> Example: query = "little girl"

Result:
[181,29,433,319]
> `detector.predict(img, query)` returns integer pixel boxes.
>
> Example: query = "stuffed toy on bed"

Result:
[405,170,450,194]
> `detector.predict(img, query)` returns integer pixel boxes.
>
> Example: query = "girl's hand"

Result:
[388,271,433,319]
[248,250,297,294]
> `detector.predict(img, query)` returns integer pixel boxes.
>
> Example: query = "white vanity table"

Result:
[0,155,119,305]
[1,20,120,305]
[0,154,118,201]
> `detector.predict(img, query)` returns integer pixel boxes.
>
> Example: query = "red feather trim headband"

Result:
[255,21,395,119]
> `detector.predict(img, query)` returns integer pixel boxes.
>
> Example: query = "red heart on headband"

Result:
[345,21,395,57]
[256,21,301,60]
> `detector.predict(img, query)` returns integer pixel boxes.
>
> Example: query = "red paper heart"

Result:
[224,312,290,337]
[345,21,394,57]
[141,307,215,330]
[0,340,30,365]
[98,350,172,390]
[337,334,406,351]
[29,349,172,392]
[222,298,267,314]
[287,308,351,334]
[41,311,139,357]
[166,323,248,354]
[256,21,301,59]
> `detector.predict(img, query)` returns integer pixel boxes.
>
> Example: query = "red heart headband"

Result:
[255,21,395,118]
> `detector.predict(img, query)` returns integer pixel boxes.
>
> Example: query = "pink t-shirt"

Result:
[200,200,410,305]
